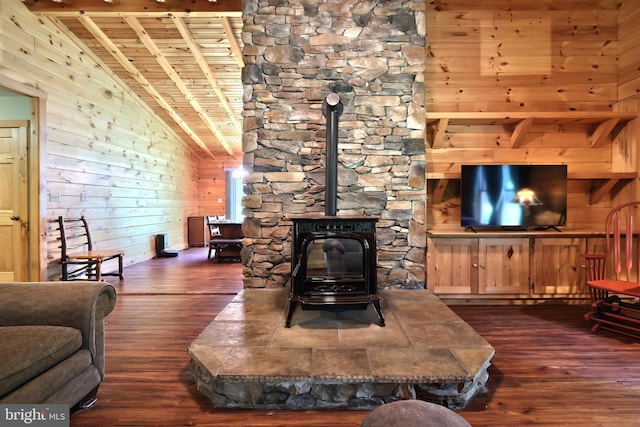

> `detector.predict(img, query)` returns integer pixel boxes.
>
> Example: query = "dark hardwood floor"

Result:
[71,248,640,426]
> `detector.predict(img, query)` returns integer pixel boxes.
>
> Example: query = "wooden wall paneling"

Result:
[429,127,608,151]
[196,156,242,216]
[610,120,638,174]
[425,8,619,112]
[428,40,616,59]
[618,1,640,102]
[617,69,640,101]
[4,39,124,109]
[427,199,462,231]
[458,126,604,147]
[427,0,622,10]
[617,47,640,86]
[425,73,619,93]
[492,147,611,164]
[611,100,640,204]
[426,10,620,39]
[426,82,618,108]
[1,0,201,278]
[428,147,613,169]
[426,102,618,114]
[425,55,617,75]
[562,182,609,230]
[617,0,640,54]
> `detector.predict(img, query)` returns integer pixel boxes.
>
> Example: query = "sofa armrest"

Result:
[0,281,117,378]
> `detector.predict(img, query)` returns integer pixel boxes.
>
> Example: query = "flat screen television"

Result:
[460,164,567,230]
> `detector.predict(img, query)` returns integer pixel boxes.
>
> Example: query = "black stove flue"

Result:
[323,92,342,216]
[285,94,384,328]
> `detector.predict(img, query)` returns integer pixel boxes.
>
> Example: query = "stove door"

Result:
[305,237,364,279]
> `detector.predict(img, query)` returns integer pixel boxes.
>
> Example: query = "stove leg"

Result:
[371,299,385,327]
[285,299,298,328]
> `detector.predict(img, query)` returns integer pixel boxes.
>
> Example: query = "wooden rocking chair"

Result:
[583,201,640,339]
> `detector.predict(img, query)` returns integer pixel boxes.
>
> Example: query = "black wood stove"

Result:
[285,94,385,328]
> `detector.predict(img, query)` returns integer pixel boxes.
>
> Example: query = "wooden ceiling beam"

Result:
[125,16,234,155]
[221,16,244,68]
[76,14,216,158]
[22,0,242,16]
[172,16,241,134]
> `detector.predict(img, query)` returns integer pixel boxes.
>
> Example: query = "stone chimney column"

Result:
[241,0,426,289]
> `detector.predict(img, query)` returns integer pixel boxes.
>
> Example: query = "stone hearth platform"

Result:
[188,289,494,410]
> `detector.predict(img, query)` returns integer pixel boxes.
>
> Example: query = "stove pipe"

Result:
[322,93,343,217]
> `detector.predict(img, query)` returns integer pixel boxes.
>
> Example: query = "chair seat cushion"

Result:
[0,325,82,397]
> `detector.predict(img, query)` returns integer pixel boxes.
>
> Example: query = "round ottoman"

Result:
[360,400,472,427]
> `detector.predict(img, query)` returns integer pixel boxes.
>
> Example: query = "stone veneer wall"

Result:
[241,0,426,289]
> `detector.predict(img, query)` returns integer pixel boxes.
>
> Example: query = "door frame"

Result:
[0,76,47,281]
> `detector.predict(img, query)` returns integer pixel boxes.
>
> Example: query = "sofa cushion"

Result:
[0,325,82,397]
[1,350,95,404]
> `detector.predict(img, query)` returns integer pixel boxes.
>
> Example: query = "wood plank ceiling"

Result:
[22,0,244,159]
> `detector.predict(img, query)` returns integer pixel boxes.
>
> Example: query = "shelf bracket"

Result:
[590,178,621,205]
[510,118,533,148]
[589,118,620,148]
[431,118,449,148]
[432,178,449,204]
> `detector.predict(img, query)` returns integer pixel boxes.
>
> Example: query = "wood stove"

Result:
[285,216,384,327]
[285,93,385,328]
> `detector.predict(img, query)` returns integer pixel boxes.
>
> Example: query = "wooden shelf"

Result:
[427,171,638,205]
[426,111,637,149]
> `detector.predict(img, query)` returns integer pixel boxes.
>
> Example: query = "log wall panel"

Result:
[1,0,232,278]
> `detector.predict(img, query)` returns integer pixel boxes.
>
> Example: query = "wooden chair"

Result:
[207,216,222,260]
[583,201,640,339]
[56,216,124,281]
[207,216,243,262]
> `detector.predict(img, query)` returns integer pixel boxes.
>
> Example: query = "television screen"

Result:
[460,164,567,229]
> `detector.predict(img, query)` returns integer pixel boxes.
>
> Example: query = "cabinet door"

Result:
[426,237,478,294]
[531,237,588,295]
[477,238,530,295]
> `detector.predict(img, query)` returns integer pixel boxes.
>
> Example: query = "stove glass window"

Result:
[305,238,364,279]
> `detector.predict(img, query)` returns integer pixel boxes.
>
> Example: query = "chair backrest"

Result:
[602,201,640,283]
[58,216,93,258]
[206,216,222,240]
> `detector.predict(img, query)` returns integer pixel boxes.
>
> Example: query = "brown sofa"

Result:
[0,281,117,409]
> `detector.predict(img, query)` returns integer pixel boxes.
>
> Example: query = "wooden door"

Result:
[426,237,478,294]
[0,121,29,281]
[477,238,530,295]
[531,237,588,296]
